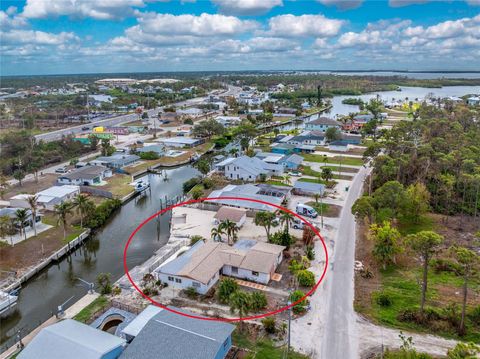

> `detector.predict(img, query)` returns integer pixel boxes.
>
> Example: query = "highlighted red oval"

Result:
[123,196,329,322]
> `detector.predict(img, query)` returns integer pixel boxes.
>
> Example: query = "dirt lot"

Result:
[4,173,58,199]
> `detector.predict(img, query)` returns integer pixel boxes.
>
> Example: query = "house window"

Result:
[232,266,238,274]
[175,278,182,283]
[192,282,200,288]
[168,276,174,281]
[224,339,229,349]
[252,271,259,276]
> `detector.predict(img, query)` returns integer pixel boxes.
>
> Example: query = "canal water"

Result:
[0,165,199,350]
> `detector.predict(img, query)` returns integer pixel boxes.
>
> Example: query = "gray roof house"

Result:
[136,144,166,156]
[57,165,112,186]
[91,154,140,169]
[208,184,290,212]
[215,155,284,181]
[18,319,125,359]
[304,117,341,132]
[120,306,235,359]
[293,181,325,196]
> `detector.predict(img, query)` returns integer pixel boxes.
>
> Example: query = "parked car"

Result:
[55,166,68,174]
[288,171,301,177]
[292,218,304,229]
[81,126,90,130]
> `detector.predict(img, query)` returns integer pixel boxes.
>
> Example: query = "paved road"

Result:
[321,165,371,359]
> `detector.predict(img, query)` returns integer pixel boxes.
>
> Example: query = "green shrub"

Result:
[217,278,238,303]
[261,317,277,334]
[138,151,159,160]
[183,177,201,193]
[191,186,204,200]
[202,177,214,189]
[305,245,315,260]
[373,291,393,307]
[431,258,462,275]
[296,270,315,288]
[290,290,309,314]
[96,272,112,295]
[85,199,122,229]
[250,291,268,312]
[185,287,198,299]
[190,235,205,246]
[468,305,480,326]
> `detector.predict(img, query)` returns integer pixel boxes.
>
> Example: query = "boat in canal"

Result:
[0,290,18,317]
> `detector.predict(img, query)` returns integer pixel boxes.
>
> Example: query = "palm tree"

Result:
[15,208,29,240]
[283,174,291,185]
[27,195,39,236]
[229,291,251,325]
[276,210,294,235]
[54,201,73,241]
[0,215,11,243]
[221,219,239,245]
[211,225,225,242]
[73,194,93,228]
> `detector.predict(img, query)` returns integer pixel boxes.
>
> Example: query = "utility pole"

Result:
[320,193,324,228]
[287,300,292,357]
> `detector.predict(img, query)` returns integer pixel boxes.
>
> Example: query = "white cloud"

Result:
[0,7,28,30]
[22,0,147,20]
[134,12,258,37]
[266,14,344,37]
[212,0,283,15]
[317,0,363,10]
[404,16,480,39]
[1,29,79,45]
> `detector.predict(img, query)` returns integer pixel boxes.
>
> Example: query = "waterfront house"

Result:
[91,154,140,169]
[207,183,290,212]
[214,155,283,181]
[120,306,234,359]
[18,319,126,359]
[0,207,41,232]
[10,185,80,211]
[157,137,204,148]
[214,116,241,127]
[304,117,341,132]
[270,143,296,155]
[287,131,326,146]
[136,144,166,156]
[293,181,325,196]
[283,154,304,170]
[154,239,285,294]
[57,165,112,186]
[214,206,247,228]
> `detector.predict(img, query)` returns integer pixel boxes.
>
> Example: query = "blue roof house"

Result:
[120,306,235,359]
[18,319,125,359]
[271,143,295,155]
[282,154,303,170]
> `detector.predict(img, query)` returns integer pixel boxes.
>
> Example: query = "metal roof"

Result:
[58,166,108,181]
[119,307,234,359]
[18,319,125,359]
[293,181,325,194]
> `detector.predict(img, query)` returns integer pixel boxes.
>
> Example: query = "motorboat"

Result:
[133,179,150,193]
[0,290,18,317]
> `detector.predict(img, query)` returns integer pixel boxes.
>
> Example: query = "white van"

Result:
[296,203,318,218]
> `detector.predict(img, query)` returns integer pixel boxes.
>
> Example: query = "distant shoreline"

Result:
[1,69,480,79]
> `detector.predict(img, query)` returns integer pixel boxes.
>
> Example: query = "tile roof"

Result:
[214,206,247,223]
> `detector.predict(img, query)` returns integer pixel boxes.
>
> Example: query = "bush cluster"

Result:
[85,199,122,229]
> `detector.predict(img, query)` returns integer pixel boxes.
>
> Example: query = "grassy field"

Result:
[232,331,308,359]
[306,201,342,218]
[301,154,364,166]
[297,177,337,187]
[73,296,109,323]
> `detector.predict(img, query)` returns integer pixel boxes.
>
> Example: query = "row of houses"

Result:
[18,304,235,359]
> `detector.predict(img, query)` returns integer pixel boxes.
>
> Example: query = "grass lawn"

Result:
[73,296,109,323]
[64,226,85,243]
[98,174,134,198]
[301,154,364,166]
[232,331,308,359]
[297,177,337,187]
[397,215,434,236]
[266,180,292,187]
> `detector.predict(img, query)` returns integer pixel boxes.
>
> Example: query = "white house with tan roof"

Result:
[213,206,247,228]
[154,239,285,294]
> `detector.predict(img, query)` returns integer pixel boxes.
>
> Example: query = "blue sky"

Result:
[1,0,479,75]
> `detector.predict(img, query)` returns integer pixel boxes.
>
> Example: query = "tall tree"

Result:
[254,211,278,240]
[450,246,480,336]
[26,195,39,237]
[220,219,239,245]
[406,231,443,315]
[211,225,225,242]
[276,210,294,235]
[0,175,9,199]
[54,201,73,241]
[13,169,25,186]
[369,221,402,270]
[402,182,431,224]
[15,208,29,240]
[73,194,94,228]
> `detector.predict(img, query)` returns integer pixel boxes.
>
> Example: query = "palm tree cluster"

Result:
[211,219,239,245]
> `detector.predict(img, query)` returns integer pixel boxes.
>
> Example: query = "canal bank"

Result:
[0,165,200,352]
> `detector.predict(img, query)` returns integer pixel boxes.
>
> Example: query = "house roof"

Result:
[214,206,247,223]
[329,140,349,146]
[293,181,325,194]
[222,156,270,176]
[306,117,340,126]
[18,319,125,359]
[94,154,140,165]
[119,307,234,359]
[284,154,303,165]
[121,305,164,338]
[158,137,200,145]
[58,166,108,181]
[157,239,285,284]
[136,144,165,154]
